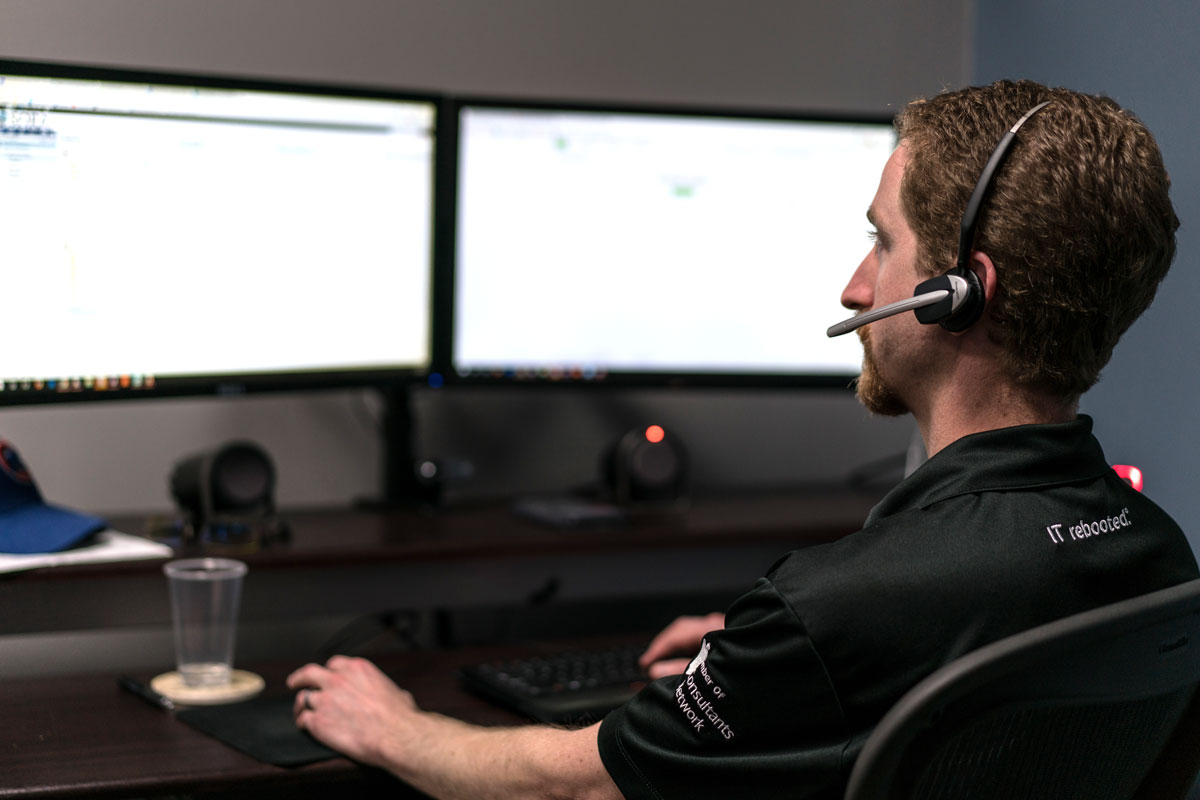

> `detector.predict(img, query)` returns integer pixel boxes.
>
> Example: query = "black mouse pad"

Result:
[176,695,339,767]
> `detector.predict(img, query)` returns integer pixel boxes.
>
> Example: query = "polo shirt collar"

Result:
[865,415,1112,526]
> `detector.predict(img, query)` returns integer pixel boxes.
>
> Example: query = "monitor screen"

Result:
[0,60,437,405]
[451,101,896,386]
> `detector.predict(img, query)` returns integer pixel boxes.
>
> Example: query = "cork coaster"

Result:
[151,669,266,706]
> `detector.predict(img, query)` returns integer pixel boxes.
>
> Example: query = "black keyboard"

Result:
[459,642,650,724]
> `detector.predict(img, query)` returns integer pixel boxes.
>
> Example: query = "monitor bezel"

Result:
[440,94,895,390]
[0,57,445,407]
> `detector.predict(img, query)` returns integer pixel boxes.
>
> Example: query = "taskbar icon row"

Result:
[1,375,157,394]
[454,365,610,382]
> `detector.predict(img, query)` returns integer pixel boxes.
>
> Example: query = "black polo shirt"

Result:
[598,416,1198,800]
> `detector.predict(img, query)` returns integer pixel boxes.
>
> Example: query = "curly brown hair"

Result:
[896,80,1178,399]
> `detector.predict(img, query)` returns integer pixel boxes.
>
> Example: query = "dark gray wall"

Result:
[0,0,963,112]
[0,0,969,514]
[974,0,1200,555]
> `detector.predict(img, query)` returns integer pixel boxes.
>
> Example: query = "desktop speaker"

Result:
[169,441,283,547]
[171,440,275,517]
[604,425,688,506]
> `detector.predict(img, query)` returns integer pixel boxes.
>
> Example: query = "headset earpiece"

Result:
[913,265,985,332]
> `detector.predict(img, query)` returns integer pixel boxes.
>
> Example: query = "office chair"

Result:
[844,578,1200,800]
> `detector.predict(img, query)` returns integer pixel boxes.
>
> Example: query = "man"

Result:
[287,80,1198,799]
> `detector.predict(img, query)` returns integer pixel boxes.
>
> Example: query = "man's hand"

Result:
[287,655,419,768]
[639,612,725,679]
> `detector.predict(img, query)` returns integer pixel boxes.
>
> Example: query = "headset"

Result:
[827,100,1051,338]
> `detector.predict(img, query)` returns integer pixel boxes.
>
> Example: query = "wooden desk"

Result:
[4,488,882,638]
[0,640,595,799]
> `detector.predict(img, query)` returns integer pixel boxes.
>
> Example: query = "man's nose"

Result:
[840,249,876,311]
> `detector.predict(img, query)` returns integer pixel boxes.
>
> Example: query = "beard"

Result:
[855,324,910,417]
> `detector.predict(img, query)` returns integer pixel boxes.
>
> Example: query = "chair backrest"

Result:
[844,579,1200,800]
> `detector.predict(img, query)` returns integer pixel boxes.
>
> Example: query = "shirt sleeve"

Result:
[597,577,851,800]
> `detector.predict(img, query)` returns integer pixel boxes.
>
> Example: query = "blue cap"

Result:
[0,439,107,554]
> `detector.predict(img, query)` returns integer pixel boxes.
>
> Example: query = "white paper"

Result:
[0,530,174,574]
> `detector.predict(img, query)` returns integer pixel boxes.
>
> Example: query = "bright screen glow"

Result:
[453,105,895,383]
[0,65,435,401]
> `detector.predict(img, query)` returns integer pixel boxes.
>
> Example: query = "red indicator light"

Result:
[645,425,666,444]
[1113,464,1144,493]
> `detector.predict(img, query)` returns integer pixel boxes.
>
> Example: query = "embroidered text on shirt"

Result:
[674,638,736,740]
[1046,508,1132,544]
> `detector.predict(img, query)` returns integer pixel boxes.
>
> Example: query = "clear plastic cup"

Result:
[163,558,247,687]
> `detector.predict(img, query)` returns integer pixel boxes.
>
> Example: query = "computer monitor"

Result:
[449,99,896,387]
[0,59,438,405]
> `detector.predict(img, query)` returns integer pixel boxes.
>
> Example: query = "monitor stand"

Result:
[380,384,435,507]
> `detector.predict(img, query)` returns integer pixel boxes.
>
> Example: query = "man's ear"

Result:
[969,250,998,306]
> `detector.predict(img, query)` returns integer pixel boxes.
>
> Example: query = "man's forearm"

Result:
[378,714,621,800]
[288,656,623,800]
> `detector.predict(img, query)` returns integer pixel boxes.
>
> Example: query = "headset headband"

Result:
[955,100,1051,271]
